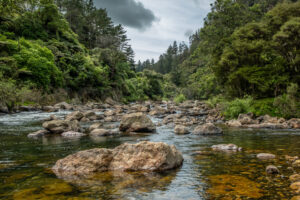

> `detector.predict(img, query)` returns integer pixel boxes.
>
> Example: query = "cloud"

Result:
[94,0,157,31]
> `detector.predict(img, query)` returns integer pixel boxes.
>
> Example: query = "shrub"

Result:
[174,94,186,104]
[274,83,300,118]
[223,97,253,119]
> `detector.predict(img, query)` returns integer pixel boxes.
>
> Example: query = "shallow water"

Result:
[0,111,300,199]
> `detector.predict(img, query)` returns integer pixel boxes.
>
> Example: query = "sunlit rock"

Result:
[119,112,155,133]
[52,141,183,178]
[193,123,223,135]
[257,153,276,160]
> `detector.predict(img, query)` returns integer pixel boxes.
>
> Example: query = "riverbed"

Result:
[0,111,299,199]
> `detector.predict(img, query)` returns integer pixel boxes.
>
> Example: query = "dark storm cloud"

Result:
[94,0,157,31]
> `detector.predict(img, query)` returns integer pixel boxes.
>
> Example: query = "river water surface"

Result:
[0,111,299,199]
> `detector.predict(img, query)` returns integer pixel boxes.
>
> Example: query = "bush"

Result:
[223,97,253,119]
[274,83,300,118]
[174,94,186,104]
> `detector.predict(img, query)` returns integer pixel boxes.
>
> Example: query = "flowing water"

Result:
[0,111,300,199]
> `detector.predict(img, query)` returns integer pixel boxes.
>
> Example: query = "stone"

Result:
[288,118,300,129]
[19,106,37,112]
[27,130,50,138]
[285,155,299,162]
[174,125,189,135]
[80,117,90,122]
[226,120,242,127]
[119,112,156,133]
[42,106,58,112]
[293,160,300,168]
[238,113,254,125]
[193,123,223,135]
[52,141,183,178]
[42,120,80,134]
[44,115,58,122]
[211,144,242,152]
[89,122,103,132]
[90,129,119,136]
[104,110,115,117]
[266,165,279,174]
[290,182,300,194]
[257,153,276,160]
[290,174,300,183]
[83,111,97,120]
[291,196,300,200]
[65,111,84,121]
[54,102,72,110]
[61,131,86,138]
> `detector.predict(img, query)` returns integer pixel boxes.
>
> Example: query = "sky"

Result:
[94,0,214,62]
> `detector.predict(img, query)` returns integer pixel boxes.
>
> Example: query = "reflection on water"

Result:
[0,111,300,199]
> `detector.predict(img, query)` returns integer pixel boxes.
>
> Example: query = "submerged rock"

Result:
[207,175,263,199]
[266,165,279,174]
[290,181,300,194]
[174,125,189,135]
[291,196,300,200]
[257,153,276,160]
[119,112,156,133]
[293,160,300,168]
[52,141,183,178]
[27,130,50,138]
[290,174,300,183]
[90,128,119,136]
[193,123,223,135]
[211,144,242,152]
[61,131,86,138]
[42,120,80,134]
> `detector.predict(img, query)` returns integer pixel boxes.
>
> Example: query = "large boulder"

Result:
[52,141,183,178]
[119,112,156,133]
[193,123,223,135]
[42,120,80,134]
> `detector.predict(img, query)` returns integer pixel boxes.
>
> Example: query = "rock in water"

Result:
[28,130,50,138]
[65,111,84,121]
[119,112,156,133]
[42,120,80,134]
[109,142,183,171]
[257,153,276,160]
[193,123,223,135]
[174,125,189,135]
[52,141,183,178]
[211,144,242,152]
[61,131,86,138]
[266,165,279,174]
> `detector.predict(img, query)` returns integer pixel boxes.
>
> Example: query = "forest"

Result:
[0,0,299,118]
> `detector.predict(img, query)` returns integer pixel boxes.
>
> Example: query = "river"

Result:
[0,111,299,199]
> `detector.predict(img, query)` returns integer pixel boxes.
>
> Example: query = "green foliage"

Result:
[222,97,253,119]
[274,83,300,118]
[0,73,31,112]
[174,94,186,104]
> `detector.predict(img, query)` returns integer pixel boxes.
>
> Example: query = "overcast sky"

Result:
[94,0,214,62]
